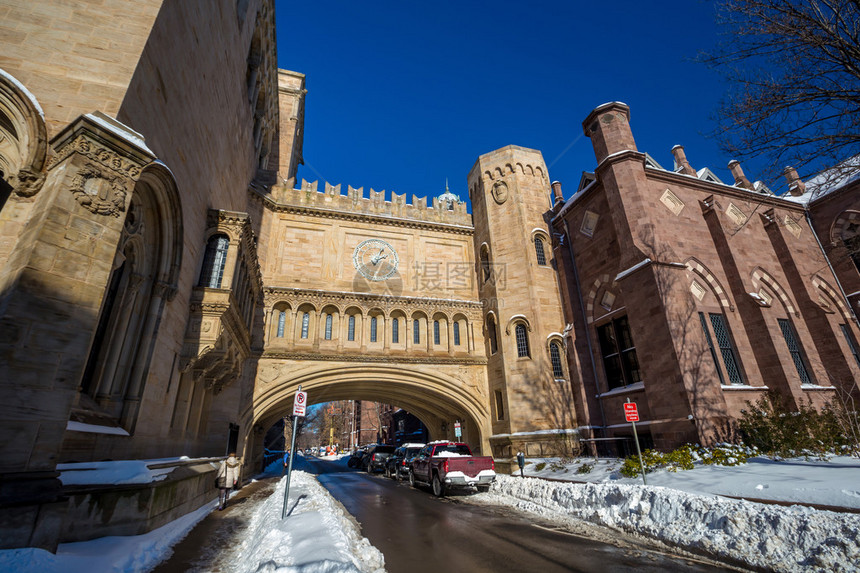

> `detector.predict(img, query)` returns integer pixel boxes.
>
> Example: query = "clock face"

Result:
[353,239,399,281]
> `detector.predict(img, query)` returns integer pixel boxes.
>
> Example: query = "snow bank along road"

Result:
[482,475,860,573]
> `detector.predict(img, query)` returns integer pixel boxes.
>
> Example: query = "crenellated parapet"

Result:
[265,178,472,228]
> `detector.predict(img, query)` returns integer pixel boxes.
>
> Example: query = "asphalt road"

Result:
[305,457,737,573]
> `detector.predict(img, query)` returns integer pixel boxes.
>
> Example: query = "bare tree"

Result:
[704,0,860,185]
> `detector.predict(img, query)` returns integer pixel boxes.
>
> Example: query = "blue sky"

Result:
[276,1,760,208]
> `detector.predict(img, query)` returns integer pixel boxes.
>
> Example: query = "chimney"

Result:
[671,145,696,176]
[783,166,806,197]
[728,160,754,190]
[581,102,637,164]
[551,181,564,205]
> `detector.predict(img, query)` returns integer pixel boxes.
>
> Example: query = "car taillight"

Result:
[372,454,376,461]
[401,460,406,466]
[491,460,495,470]
[443,460,449,472]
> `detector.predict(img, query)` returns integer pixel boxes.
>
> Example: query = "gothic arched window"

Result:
[300,312,310,339]
[392,318,399,344]
[515,323,530,358]
[534,235,547,266]
[325,314,333,340]
[453,322,461,346]
[199,234,229,288]
[550,341,564,378]
[370,316,378,342]
[487,315,498,355]
[277,310,286,338]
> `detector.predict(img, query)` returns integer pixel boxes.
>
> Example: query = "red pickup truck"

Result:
[408,441,495,496]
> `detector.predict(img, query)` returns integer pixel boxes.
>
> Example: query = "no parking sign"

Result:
[293,390,307,417]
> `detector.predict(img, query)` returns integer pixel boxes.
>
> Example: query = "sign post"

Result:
[282,386,306,519]
[454,421,461,439]
[625,398,646,485]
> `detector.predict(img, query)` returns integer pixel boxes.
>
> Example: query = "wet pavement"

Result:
[306,457,739,573]
[152,458,741,573]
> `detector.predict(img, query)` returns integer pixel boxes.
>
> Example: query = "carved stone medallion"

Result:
[69,162,129,217]
[491,180,508,204]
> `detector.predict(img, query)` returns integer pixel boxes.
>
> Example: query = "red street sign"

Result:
[293,390,307,417]
[624,402,639,422]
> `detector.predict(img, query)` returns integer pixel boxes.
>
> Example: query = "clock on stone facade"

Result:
[353,238,399,281]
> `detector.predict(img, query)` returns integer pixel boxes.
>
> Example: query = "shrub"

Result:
[534,462,546,471]
[575,462,594,474]
[618,443,756,477]
[738,391,859,459]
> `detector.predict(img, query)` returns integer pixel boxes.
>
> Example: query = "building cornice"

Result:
[260,351,487,365]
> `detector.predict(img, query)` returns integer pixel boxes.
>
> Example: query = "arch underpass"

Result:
[240,362,491,471]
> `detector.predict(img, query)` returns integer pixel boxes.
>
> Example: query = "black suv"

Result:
[384,443,425,480]
[361,444,395,473]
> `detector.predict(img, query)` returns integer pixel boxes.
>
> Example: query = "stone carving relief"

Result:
[69,162,129,217]
[50,135,145,181]
[11,167,46,198]
[491,180,508,205]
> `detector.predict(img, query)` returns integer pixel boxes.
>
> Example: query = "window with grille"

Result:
[347,315,355,341]
[276,310,286,338]
[515,323,530,358]
[392,318,399,344]
[840,324,860,369]
[434,320,440,345]
[534,236,547,266]
[324,314,332,340]
[199,234,229,288]
[779,318,812,384]
[699,312,743,385]
[300,312,309,339]
[550,341,564,378]
[596,315,641,390]
[413,319,420,344]
[453,322,460,346]
[487,316,498,354]
[370,316,377,342]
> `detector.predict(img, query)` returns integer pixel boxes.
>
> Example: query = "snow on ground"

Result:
[480,474,860,573]
[0,453,383,573]
[0,499,216,573]
[2,452,859,572]
[517,455,860,509]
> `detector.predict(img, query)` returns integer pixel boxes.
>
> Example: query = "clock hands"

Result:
[370,248,388,266]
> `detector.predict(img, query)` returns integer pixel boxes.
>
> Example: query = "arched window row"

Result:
[264,304,478,353]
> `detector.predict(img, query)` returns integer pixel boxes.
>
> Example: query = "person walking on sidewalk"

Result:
[216,452,240,510]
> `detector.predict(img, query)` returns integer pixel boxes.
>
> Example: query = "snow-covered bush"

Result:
[619,443,756,477]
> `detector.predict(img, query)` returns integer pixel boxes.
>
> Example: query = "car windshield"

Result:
[405,448,422,456]
[433,444,471,456]
[374,446,395,454]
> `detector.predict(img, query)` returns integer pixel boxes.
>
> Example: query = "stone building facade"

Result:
[550,102,860,453]
[0,0,571,549]
[1,0,859,553]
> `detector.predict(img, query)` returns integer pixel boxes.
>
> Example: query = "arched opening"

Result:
[245,364,492,473]
[75,162,182,432]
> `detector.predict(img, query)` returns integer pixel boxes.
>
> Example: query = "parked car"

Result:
[409,441,495,496]
[384,443,425,480]
[346,446,368,468]
[362,444,396,473]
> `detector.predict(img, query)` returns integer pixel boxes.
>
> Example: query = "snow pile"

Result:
[487,475,860,572]
[57,459,187,485]
[223,471,384,573]
[0,500,215,573]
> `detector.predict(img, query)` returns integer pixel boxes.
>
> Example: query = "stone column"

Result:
[383,315,391,351]
[447,318,455,355]
[0,112,154,532]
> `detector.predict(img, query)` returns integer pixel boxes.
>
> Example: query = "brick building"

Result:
[550,102,860,453]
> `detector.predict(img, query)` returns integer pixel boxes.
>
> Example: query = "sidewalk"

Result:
[151,477,279,573]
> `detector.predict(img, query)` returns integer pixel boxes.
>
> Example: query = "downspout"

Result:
[805,208,860,329]
[562,219,607,438]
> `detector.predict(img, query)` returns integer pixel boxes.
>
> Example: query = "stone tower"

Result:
[468,146,575,462]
